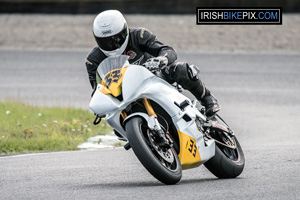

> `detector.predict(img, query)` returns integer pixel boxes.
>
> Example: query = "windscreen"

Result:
[97,55,130,79]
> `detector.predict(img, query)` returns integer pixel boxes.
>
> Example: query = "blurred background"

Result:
[0,0,300,14]
[0,0,300,54]
[0,0,299,107]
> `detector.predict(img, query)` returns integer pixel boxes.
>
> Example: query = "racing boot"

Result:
[186,78,221,117]
[201,94,221,117]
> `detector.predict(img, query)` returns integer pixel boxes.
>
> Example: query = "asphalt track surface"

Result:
[1,49,300,200]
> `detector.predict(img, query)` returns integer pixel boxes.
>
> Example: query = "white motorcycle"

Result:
[89,55,245,185]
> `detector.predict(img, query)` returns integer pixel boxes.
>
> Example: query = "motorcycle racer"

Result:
[85,10,220,116]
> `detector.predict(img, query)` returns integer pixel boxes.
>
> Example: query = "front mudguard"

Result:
[124,112,157,130]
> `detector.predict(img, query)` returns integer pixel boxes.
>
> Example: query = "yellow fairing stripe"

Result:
[99,86,112,95]
[177,130,201,170]
[100,66,128,96]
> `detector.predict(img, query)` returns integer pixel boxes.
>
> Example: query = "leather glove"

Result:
[143,56,168,72]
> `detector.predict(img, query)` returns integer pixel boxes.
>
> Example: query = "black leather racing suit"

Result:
[85,28,211,101]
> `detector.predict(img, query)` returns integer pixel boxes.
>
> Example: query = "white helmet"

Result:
[93,10,129,57]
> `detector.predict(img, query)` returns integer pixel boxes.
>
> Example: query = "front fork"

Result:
[141,98,171,148]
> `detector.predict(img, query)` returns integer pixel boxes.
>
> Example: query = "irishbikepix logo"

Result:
[197,8,282,25]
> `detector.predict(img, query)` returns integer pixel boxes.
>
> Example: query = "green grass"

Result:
[0,102,112,155]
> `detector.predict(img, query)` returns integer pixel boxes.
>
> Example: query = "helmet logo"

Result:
[102,30,112,35]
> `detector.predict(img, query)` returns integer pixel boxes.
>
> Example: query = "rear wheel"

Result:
[126,117,182,185]
[204,116,245,178]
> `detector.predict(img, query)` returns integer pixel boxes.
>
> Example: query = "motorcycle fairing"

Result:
[122,65,188,118]
[101,66,128,97]
[177,130,202,169]
[90,63,216,168]
[175,117,215,168]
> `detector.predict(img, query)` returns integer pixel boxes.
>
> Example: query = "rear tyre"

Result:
[204,135,245,178]
[126,117,182,185]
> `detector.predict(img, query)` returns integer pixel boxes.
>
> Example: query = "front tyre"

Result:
[126,117,182,185]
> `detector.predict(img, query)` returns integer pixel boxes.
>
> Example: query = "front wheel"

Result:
[126,117,182,185]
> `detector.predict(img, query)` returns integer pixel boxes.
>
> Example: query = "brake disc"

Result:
[147,130,174,163]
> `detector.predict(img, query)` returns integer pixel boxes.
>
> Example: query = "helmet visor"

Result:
[95,24,128,51]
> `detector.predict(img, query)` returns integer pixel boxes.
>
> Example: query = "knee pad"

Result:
[166,62,210,100]
[172,62,200,83]
[187,64,200,81]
